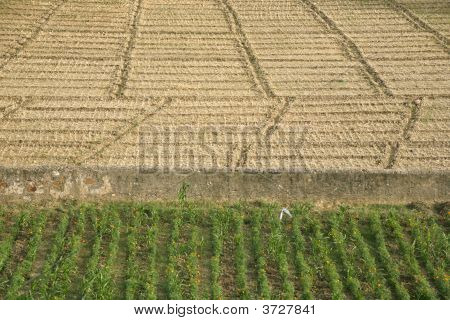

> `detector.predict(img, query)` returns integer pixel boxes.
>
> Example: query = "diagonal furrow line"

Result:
[385,98,421,169]
[0,0,68,72]
[111,0,143,98]
[73,97,172,165]
[297,0,394,97]
[235,97,294,169]
[384,0,449,52]
[216,0,275,98]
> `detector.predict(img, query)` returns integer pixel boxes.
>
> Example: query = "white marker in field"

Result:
[279,208,292,220]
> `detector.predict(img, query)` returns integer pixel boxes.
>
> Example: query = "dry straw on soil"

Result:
[0,0,448,197]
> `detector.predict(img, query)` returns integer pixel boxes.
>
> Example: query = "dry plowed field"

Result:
[0,0,449,199]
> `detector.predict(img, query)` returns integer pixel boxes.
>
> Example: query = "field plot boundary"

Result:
[111,0,143,98]
[385,98,420,169]
[217,0,275,98]
[384,0,449,52]
[0,166,448,203]
[73,97,172,165]
[0,0,68,72]
[297,0,393,97]
[233,96,293,169]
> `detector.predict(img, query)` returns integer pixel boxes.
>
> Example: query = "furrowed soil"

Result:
[0,0,448,177]
[0,201,448,300]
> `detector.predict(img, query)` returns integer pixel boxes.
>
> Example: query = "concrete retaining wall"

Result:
[1,167,448,204]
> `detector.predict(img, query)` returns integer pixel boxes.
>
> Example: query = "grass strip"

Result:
[307,214,344,299]
[347,215,391,299]
[408,216,449,299]
[291,213,313,299]
[369,213,410,299]
[48,206,87,299]
[234,212,249,299]
[385,212,436,299]
[329,212,364,299]
[166,210,182,299]
[269,213,295,299]
[32,209,70,299]
[251,210,271,299]
[6,212,47,299]
[210,211,223,299]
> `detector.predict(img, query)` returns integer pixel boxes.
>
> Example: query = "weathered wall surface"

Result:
[0,167,448,203]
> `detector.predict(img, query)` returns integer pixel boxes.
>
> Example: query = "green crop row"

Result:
[6,212,47,299]
[32,209,70,299]
[47,206,87,299]
[407,216,448,299]
[385,212,436,299]
[166,210,182,299]
[307,212,344,300]
[98,207,122,299]
[329,212,364,299]
[0,212,31,274]
[347,214,391,299]
[0,203,447,300]
[141,207,159,300]
[369,214,410,299]
[251,210,271,299]
[268,213,294,299]
[81,207,107,299]
[291,213,313,299]
[233,213,249,299]
[210,211,224,299]
[125,209,140,299]
[186,226,200,299]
